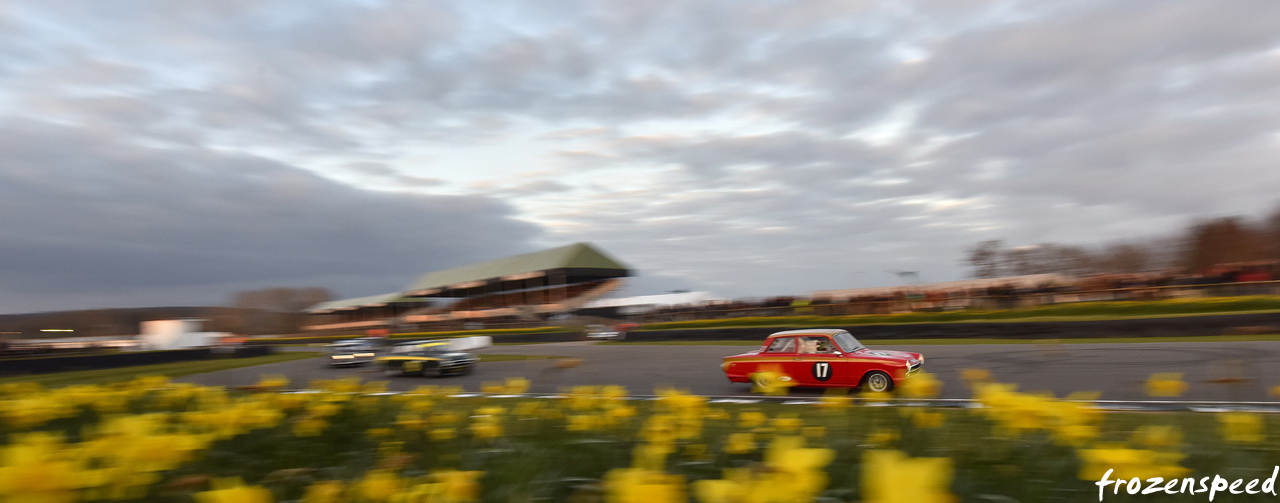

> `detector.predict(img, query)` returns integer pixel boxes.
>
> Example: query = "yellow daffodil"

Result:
[960,368,992,384]
[253,374,290,391]
[632,443,674,472]
[357,469,404,502]
[772,415,803,432]
[396,414,427,431]
[1132,425,1183,449]
[702,408,730,421]
[513,401,542,418]
[1077,446,1189,481]
[566,414,600,432]
[503,377,530,394]
[1219,412,1265,444]
[912,410,946,429]
[292,417,328,437]
[749,369,795,396]
[1145,372,1187,398]
[737,410,768,429]
[724,432,755,455]
[469,420,502,440]
[299,481,345,503]
[606,404,637,421]
[600,385,628,400]
[641,414,679,447]
[866,428,898,446]
[0,433,92,503]
[818,393,852,409]
[899,371,942,398]
[603,468,685,503]
[400,470,484,503]
[194,478,273,503]
[430,427,457,441]
[429,411,462,426]
[1052,423,1098,447]
[765,436,835,501]
[862,450,956,503]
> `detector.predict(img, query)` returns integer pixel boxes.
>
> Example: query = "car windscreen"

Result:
[397,344,448,355]
[832,331,864,352]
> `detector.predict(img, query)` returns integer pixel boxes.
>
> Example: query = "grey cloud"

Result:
[498,180,574,197]
[540,127,615,141]
[0,118,541,312]
[396,175,447,188]
[608,131,912,195]
[344,161,397,177]
[2,0,1279,307]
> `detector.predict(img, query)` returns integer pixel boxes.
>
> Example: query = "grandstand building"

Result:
[304,243,631,333]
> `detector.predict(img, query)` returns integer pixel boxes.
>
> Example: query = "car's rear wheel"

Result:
[861,371,893,393]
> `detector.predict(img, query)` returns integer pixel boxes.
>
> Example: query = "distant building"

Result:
[138,318,227,350]
[304,242,631,333]
[578,291,728,317]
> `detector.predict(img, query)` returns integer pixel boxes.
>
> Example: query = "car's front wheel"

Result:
[861,371,893,393]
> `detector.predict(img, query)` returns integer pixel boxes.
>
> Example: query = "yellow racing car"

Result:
[376,340,478,377]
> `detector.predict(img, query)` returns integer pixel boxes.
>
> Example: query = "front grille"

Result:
[907,361,922,375]
[440,358,477,369]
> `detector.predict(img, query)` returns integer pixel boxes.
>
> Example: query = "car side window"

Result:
[799,336,833,354]
[765,337,796,353]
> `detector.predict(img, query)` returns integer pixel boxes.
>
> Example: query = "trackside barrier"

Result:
[0,345,276,376]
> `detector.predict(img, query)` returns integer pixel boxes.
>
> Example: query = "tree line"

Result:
[965,206,1280,279]
[0,287,336,338]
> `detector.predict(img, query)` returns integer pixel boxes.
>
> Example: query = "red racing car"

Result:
[721,328,923,392]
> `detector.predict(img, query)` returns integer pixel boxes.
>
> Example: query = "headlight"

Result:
[354,353,375,357]
[332,355,354,359]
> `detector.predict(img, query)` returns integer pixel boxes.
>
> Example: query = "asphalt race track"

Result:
[176,340,1280,403]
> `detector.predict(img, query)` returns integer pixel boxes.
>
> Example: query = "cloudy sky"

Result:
[2,0,1278,313]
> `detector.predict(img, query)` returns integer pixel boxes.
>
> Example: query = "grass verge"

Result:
[0,351,324,388]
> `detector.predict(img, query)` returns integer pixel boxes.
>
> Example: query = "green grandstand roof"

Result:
[306,292,430,313]
[405,242,629,294]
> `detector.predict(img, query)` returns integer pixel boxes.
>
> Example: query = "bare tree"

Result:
[1267,205,1280,260]
[1047,244,1098,276]
[1183,217,1269,272]
[1097,243,1150,274]
[1002,245,1041,276]
[966,240,1004,278]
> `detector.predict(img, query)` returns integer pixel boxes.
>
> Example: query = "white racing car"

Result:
[325,338,381,366]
